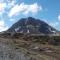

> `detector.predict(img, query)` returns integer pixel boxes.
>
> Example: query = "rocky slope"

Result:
[0,38,29,60]
[0,36,60,60]
[7,17,58,34]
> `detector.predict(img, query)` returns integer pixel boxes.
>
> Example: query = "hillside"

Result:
[0,17,60,60]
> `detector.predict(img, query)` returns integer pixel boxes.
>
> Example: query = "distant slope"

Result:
[7,17,58,34]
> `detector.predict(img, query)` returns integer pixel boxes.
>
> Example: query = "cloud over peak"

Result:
[9,3,42,17]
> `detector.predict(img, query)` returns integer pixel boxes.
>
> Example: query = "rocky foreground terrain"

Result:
[0,37,29,60]
[0,33,60,60]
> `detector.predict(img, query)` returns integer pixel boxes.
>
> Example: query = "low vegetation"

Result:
[0,32,60,60]
[0,32,60,45]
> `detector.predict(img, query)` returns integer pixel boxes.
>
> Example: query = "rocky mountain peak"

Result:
[7,17,58,34]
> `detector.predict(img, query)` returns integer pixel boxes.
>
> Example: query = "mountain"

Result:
[7,17,58,34]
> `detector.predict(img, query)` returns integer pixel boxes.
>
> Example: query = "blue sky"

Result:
[0,0,60,32]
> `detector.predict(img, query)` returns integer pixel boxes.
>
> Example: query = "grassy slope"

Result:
[0,33,60,60]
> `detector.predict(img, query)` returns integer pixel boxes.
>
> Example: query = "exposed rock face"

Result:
[7,17,58,34]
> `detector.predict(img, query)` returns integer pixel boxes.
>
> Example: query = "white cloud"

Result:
[9,0,15,6]
[49,22,59,27]
[0,20,8,32]
[58,15,60,21]
[0,0,4,3]
[7,0,16,8]
[23,3,42,15]
[0,20,4,27]
[9,3,42,17]
[10,19,14,21]
[0,3,6,11]
[0,0,16,15]
[0,2,7,15]
[9,18,16,22]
